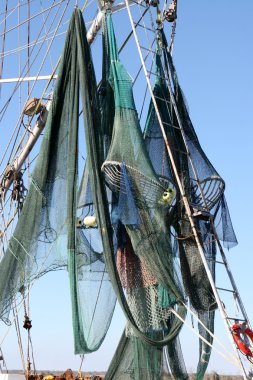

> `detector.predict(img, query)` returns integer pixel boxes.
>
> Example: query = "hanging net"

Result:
[105,331,172,380]
[99,11,188,380]
[0,9,116,354]
[100,12,186,343]
[143,28,237,378]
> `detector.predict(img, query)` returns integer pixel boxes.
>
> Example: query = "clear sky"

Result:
[1,0,253,377]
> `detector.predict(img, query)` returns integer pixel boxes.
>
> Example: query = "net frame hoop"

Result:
[102,160,177,207]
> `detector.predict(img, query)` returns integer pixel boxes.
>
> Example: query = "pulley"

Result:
[23,315,32,330]
[164,0,177,22]
[76,218,83,228]
[145,0,159,7]
[12,171,27,210]
[191,204,212,221]
[23,98,44,116]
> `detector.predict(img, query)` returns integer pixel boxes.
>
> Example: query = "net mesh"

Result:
[105,331,170,380]
[0,8,239,379]
[101,12,186,343]
[142,30,237,378]
[100,12,187,380]
[0,9,116,354]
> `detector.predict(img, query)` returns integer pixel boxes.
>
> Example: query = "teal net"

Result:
[143,29,237,378]
[101,12,186,344]
[99,11,187,380]
[143,41,216,378]
[105,331,170,380]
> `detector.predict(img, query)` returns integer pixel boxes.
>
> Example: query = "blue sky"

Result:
[1,0,253,376]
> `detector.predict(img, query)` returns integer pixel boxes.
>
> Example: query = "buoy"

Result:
[83,215,97,228]
[43,376,54,380]
[76,218,83,228]
[164,0,177,22]
[232,323,253,358]
[23,98,44,116]
[162,188,175,205]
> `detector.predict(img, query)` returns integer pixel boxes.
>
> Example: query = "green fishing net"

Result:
[143,29,237,378]
[100,11,186,380]
[0,9,116,355]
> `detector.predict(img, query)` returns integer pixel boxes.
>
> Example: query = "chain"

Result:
[12,171,27,211]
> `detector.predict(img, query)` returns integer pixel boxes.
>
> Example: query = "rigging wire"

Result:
[13,302,26,372]
[118,8,149,54]
[0,3,18,25]
[0,0,102,180]
[26,0,31,187]
[0,1,97,59]
[0,222,66,347]
[0,0,68,169]
[136,3,157,121]
[0,0,63,122]
[168,0,177,53]
[0,0,36,18]
[170,307,241,369]
[0,0,8,95]
[0,31,66,59]
[0,1,65,37]
[40,0,54,72]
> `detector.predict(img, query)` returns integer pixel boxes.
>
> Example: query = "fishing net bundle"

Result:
[0,9,116,354]
[102,11,185,333]
[99,12,188,380]
[105,331,183,380]
[75,162,116,353]
[143,29,237,378]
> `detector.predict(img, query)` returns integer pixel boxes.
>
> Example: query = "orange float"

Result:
[232,323,253,358]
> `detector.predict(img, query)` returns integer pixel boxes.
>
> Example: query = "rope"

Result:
[81,0,89,12]
[0,0,64,168]
[170,307,241,369]
[28,331,36,375]
[124,2,248,375]
[118,8,148,54]
[13,303,26,372]
[79,354,85,372]
[0,1,64,37]
[0,1,36,18]
[181,300,238,363]
[168,0,177,53]
[0,0,8,91]
[0,0,63,123]
[0,222,66,347]
[1,0,69,168]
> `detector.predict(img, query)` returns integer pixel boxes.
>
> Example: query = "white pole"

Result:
[0,76,58,84]
[1,99,51,198]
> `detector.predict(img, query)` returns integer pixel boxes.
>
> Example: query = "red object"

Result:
[232,323,253,357]
[116,234,157,289]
